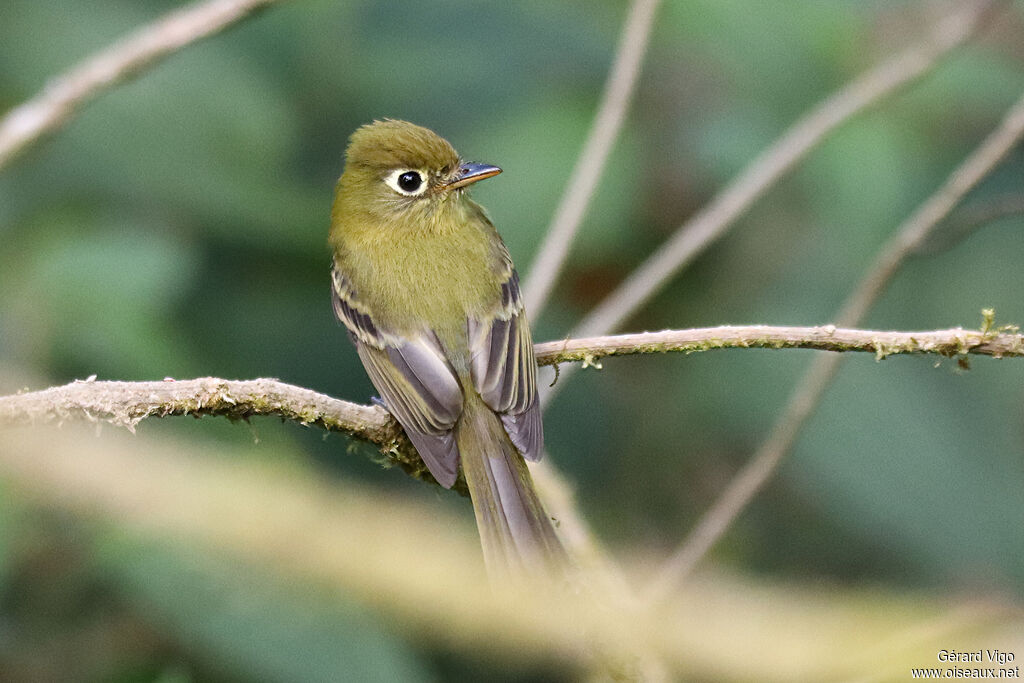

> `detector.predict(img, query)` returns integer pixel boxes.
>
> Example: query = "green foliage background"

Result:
[1,1,1023,680]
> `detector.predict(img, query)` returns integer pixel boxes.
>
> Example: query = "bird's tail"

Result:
[457,397,569,581]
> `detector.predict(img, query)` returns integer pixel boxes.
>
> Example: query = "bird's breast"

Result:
[341,218,499,347]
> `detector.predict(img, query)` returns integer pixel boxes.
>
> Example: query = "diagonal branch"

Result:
[648,82,1024,599]
[522,0,661,317]
[915,194,1024,256]
[0,0,284,171]
[573,0,998,339]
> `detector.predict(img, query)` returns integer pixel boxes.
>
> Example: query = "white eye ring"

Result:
[383,169,428,196]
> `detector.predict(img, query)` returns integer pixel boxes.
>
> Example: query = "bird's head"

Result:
[332,119,501,232]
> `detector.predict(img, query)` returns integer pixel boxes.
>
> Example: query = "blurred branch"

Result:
[649,83,1024,600]
[2,322,1021,457]
[541,0,999,409]
[520,0,663,614]
[4,426,1019,681]
[915,193,1024,255]
[534,0,1001,588]
[0,0,283,171]
[522,0,661,316]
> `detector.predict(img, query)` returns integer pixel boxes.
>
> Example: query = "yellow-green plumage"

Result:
[329,119,567,579]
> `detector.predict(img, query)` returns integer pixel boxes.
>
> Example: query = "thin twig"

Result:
[0,0,283,171]
[649,83,1024,599]
[535,323,1024,365]
[538,0,996,412]
[522,0,661,317]
[915,194,1024,255]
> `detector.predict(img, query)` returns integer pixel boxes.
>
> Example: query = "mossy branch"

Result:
[2,322,1021,484]
[0,376,429,478]
[534,321,1024,367]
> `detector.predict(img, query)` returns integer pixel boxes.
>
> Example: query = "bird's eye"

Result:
[383,169,427,196]
[398,171,421,192]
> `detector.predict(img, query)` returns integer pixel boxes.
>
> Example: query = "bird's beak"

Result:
[444,162,502,190]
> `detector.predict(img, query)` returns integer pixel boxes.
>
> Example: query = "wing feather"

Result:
[332,264,463,487]
[468,260,543,461]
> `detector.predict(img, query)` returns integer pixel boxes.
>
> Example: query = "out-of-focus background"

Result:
[1,1,1023,681]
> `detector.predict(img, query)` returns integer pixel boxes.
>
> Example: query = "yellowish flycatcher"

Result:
[329,120,567,579]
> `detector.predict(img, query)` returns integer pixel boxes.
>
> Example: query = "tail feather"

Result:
[457,397,568,580]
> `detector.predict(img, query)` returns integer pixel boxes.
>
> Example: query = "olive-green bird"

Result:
[329,119,567,579]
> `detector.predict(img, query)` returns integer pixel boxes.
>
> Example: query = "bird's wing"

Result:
[468,247,543,461]
[332,265,463,487]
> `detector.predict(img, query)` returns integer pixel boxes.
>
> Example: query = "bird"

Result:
[329,119,568,581]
